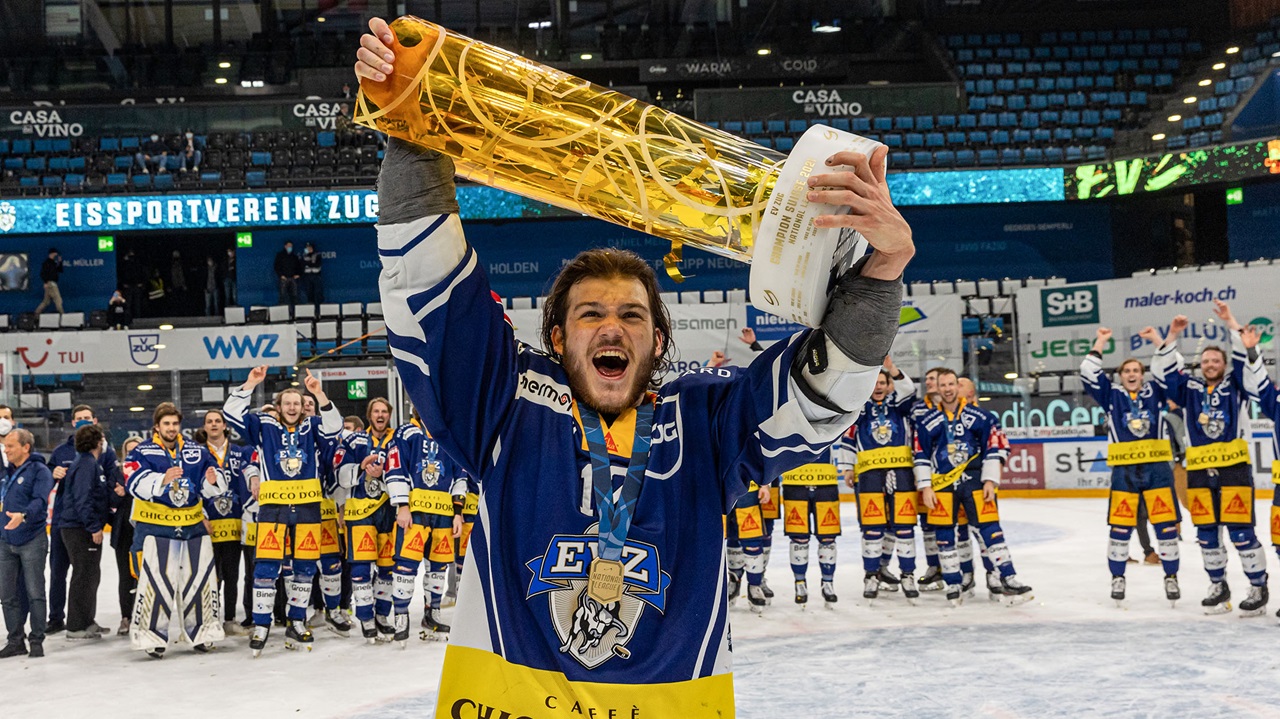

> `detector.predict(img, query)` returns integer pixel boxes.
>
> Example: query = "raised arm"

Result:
[1153,315,1189,400]
[1080,328,1114,407]
[224,364,267,437]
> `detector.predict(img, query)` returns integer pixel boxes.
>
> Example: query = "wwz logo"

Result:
[1041,285,1099,327]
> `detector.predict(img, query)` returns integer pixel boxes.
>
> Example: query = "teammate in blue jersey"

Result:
[910,367,945,590]
[1082,326,1182,606]
[224,367,342,655]
[197,409,258,634]
[725,480,773,611]
[913,369,1032,606]
[839,357,919,601]
[357,17,913,713]
[306,394,350,636]
[335,398,399,642]
[384,410,460,642]
[1241,324,1280,620]
[1160,302,1268,615]
[124,403,226,658]
[444,473,479,608]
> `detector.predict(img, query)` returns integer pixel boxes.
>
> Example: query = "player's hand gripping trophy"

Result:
[355,16,888,326]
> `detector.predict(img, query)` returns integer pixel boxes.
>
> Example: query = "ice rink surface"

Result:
[7,498,1280,719]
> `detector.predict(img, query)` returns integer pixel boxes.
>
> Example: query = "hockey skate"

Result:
[986,571,1005,602]
[250,625,270,658]
[1201,581,1232,615]
[1000,575,1034,606]
[284,621,314,651]
[726,572,742,606]
[961,572,976,598]
[324,608,352,637]
[1238,584,1269,618]
[394,613,410,648]
[794,579,808,607]
[945,585,963,607]
[863,572,880,600]
[1165,575,1180,607]
[192,642,215,653]
[306,609,326,629]
[360,619,380,644]
[760,577,775,605]
[223,620,247,637]
[820,580,837,609]
[876,567,901,592]
[440,593,458,609]
[1111,576,1126,607]
[747,585,767,614]
[146,647,166,660]
[375,616,396,643]
[900,574,920,603]
[919,566,945,592]
[420,608,451,641]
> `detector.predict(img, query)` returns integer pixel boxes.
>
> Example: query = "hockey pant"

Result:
[1188,465,1267,586]
[929,477,1016,589]
[347,505,396,623]
[252,504,323,627]
[130,532,225,651]
[394,513,455,615]
[728,491,767,587]
[1107,461,1181,578]
[857,468,917,576]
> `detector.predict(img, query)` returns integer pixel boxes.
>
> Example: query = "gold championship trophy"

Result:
[354,16,884,326]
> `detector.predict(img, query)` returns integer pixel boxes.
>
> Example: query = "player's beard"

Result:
[564,350,657,416]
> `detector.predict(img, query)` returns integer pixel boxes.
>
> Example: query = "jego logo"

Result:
[1041,285,1099,327]
[202,333,282,360]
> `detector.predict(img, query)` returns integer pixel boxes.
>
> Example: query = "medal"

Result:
[1198,412,1209,426]
[587,558,625,604]
[580,401,655,607]
[947,443,956,454]
[1128,417,1145,434]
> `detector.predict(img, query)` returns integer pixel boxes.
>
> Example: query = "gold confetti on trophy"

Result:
[355,16,882,326]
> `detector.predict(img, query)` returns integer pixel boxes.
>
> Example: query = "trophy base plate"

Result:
[748,125,884,328]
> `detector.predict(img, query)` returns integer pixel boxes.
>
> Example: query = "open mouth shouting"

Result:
[592,348,631,381]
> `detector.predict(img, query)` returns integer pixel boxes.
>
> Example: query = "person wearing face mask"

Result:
[1158,302,1268,616]
[301,242,324,307]
[1082,326,1182,607]
[222,247,238,308]
[135,133,169,174]
[58,424,112,641]
[180,130,202,172]
[111,437,141,635]
[46,404,119,635]
[274,242,302,309]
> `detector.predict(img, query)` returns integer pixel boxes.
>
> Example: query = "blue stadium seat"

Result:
[1007,95,1027,111]
[990,130,1009,145]
[936,115,957,128]
[1235,76,1256,93]
[41,175,60,188]
[1061,110,1081,125]
[1015,78,1035,92]
[787,120,806,134]
[24,157,45,171]
[33,139,52,153]
[905,133,924,147]
[366,338,389,354]
[114,155,133,170]
[995,78,1015,93]
[1075,127,1095,140]
[1029,95,1048,110]
[933,150,955,167]
[752,136,773,148]
[1102,108,1123,122]
[1217,94,1238,109]
[774,137,794,152]
[1166,135,1188,150]
[978,112,998,127]
[99,137,119,151]
[894,116,914,131]
[1188,131,1210,147]
[1048,93,1066,107]
[1064,145,1084,162]
[958,114,978,129]
[745,121,764,135]
[946,131,967,145]
[1085,145,1106,160]
[925,132,945,148]
[916,116,934,130]
[1023,148,1045,164]
[64,173,84,188]
[1053,128,1073,142]
[1012,128,1032,144]
[889,151,911,168]
[882,134,903,148]
[722,121,743,133]
[250,151,272,166]
[120,137,139,150]
[1032,128,1052,143]
[955,149,976,166]
[132,174,151,188]
[1067,92,1087,108]
[48,157,69,171]
[106,173,127,187]
[978,148,999,165]
[873,117,893,132]
[1107,92,1127,106]
[316,131,336,147]
[10,139,31,155]
[1041,110,1060,124]
[246,170,267,187]
[956,49,974,62]
[1202,113,1223,127]
[1043,147,1066,163]
[1097,127,1115,141]
[765,120,785,134]
[199,171,223,183]
[1077,75,1095,88]
[1081,109,1101,125]
[1036,77,1055,92]
[968,130,989,145]
[153,173,174,189]
[1,157,20,172]
[1055,77,1075,91]
[969,96,988,111]
[911,151,932,168]
[848,118,868,132]
[1182,116,1202,131]
[998,112,1017,127]
[68,156,86,171]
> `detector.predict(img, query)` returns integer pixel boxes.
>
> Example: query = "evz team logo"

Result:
[525,526,670,670]
[0,202,15,232]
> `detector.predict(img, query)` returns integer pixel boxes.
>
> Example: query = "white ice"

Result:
[6,498,1280,719]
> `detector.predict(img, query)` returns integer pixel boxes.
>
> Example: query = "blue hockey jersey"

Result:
[125,436,225,539]
[335,427,396,520]
[222,392,341,506]
[1244,356,1280,481]
[1080,353,1170,444]
[912,400,1009,489]
[377,213,874,718]
[1157,333,1252,467]
[836,375,916,475]
[385,420,460,514]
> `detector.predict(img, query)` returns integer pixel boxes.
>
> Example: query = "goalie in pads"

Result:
[126,403,227,658]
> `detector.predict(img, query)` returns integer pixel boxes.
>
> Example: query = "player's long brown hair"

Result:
[541,248,674,389]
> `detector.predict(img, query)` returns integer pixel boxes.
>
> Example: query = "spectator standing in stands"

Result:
[170,250,188,313]
[135,133,168,174]
[59,424,111,640]
[47,404,118,635]
[120,249,146,311]
[35,247,64,315]
[301,242,324,306]
[107,290,131,329]
[274,241,302,308]
[204,256,219,316]
[0,429,54,659]
[222,247,238,308]
[180,130,202,173]
[111,437,141,636]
